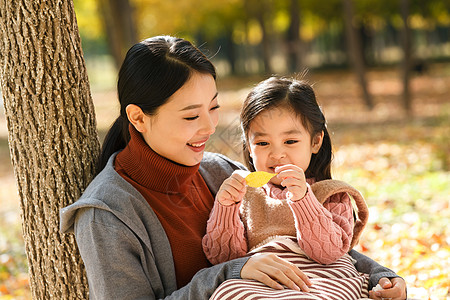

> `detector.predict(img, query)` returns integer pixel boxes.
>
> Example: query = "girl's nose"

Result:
[269,147,286,160]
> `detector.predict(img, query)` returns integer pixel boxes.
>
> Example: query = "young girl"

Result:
[203,76,372,299]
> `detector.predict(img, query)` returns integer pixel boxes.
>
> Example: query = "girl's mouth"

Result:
[269,165,285,172]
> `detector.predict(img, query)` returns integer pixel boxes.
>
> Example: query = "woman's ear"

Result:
[312,131,324,154]
[126,104,147,133]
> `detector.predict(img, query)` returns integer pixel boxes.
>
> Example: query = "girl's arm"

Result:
[288,186,353,264]
[202,201,248,265]
[203,170,249,265]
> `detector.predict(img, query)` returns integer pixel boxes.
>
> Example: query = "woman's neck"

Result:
[114,125,199,193]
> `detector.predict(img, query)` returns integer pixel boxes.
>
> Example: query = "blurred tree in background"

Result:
[74,0,450,111]
[342,0,374,109]
[98,0,138,68]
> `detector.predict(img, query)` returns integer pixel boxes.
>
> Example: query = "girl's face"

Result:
[140,72,219,166]
[247,106,323,185]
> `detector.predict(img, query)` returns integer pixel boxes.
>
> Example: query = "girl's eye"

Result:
[285,140,298,145]
[210,104,220,111]
[184,116,199,121]
[255,142,269,146]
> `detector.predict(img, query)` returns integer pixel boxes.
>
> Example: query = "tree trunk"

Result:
[223,28,237,75]
[342,0,374,109]
[400,0,412,113]
[0,0,99,298]
[286,0,303,73]
[252,0,272,74]
[242,0,252,75]
[257,12,272,74]
[99,0,138,69]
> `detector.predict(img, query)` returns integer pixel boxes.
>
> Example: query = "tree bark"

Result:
[98,0,138,69]
[400,0,412,113]
[342,0,374,109]
[0,0,99,298]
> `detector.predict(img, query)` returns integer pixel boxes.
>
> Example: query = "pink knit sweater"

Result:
[202,181,354,265]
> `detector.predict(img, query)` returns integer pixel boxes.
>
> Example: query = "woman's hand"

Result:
[241,253,312,292]
[275,165,307,201]
[216,171,247,206]
[369,277,407,299]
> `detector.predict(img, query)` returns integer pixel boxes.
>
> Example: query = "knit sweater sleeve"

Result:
[288,184,354,264]
[202,201,248,265]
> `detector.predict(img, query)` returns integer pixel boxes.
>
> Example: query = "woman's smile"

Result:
[187,138,209,152]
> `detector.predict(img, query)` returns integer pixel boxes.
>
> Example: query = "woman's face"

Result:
[141,72,219,166]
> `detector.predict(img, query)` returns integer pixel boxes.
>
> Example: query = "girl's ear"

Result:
[312,131,324,154]
[245,140,253,158]
[126,104,148,133]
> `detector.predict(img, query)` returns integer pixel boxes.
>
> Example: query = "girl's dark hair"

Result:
[97,36,216,174]
[240,76,332,181]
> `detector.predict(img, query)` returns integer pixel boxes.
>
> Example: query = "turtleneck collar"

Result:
[115,125,200,193]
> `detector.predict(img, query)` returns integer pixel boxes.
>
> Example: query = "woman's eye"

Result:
[185,105,219,121]
[285,140,298,144]
[184,116,199,121]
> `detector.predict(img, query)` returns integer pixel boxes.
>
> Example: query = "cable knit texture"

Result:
[202,204,248,265]
[203,179,368,265]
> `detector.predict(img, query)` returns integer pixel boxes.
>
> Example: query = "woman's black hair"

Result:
[240,76,332,181]
[97,36,216,174]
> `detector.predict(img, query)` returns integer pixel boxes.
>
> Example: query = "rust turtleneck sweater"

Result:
[114,126,215,288]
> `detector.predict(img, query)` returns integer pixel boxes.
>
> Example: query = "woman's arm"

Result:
[289,187,353,264]
[348,249,403,290]
[350,249,407,299]
[74,207,251,300]
[75,208,156,299]
[167,257,250,299]
[350,249,407,300]
[202,202,248,264]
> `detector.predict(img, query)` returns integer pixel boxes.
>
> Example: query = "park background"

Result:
[0,0,449,299]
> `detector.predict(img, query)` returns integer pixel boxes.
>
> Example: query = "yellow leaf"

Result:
[245,171,277,187]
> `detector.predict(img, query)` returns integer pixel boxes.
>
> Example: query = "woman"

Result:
[60,35,406,300]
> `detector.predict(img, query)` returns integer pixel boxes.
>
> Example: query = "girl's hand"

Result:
[241,253,312,292]
[369,277,407,299]
[216,171,247,206]
[274,165,307,201]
